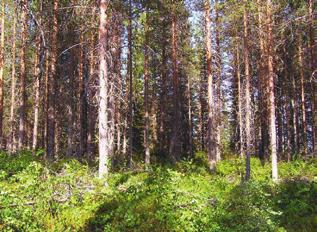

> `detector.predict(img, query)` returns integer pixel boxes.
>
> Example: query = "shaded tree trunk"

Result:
[298,35,307,154]
[87,31,97,159]
[127,0,133,167]
[144,12,150,164]
[9,3,17,152]
[0,0,4,147]
[169,2,181,161]
[308,0,316,154]
[215,0,221,161]
[18,0,28,150]
[46,0,59,158]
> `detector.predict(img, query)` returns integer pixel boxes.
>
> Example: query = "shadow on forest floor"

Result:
[82,167,317,232]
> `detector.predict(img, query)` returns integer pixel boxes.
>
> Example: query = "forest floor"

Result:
[0,151,316,232]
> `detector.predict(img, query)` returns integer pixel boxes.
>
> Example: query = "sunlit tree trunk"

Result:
[205,0,216,170]
[243,3,252,180]
[98,0,113,178]
[267,0,278,181]
[32,35,41,152]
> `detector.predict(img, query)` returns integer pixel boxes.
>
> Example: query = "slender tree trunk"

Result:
[236,40,244,158]
[215,0,221,161]
[205,0,216,170]
[243,3,252,181]
[267,0,278,181]
[159,23,168,154]
[127,0,133,167]
[87,32,96,159]
[291,73,299,154]
[113,12,123,157]
[9,4,17,153]
[0,0,4,147]
[44,49,50,156]
[32,35,41,152]
[78,32,87,157]
[187,76,193,157]
[198,73,204,151]
[18,0,28,150]
[144,12,150,164]
[308,0,316,154]
[298,36,307,154]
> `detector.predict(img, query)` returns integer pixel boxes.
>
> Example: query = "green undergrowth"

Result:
[0,151,316,231]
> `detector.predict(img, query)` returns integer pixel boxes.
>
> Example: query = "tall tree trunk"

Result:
[291,73,299,154]
[78,32,87,157]
[257,0,269,161]
[169,2,181,161]
[187,76,193,157]
[243,3,252,181]
[267,0,278,181]
[215,0,221,161]
[0,0,4,147]
[87,32,96,159]
[198,72,205,151]
[32,35,41,152]
[205,0,216,170]
[18,0,28,150]
[127,0,133,167]
[144,12,150,164]
[159,22,168,154]
[98,0,112,177]
[46,0,58,158]
[298,35,307,154]
[236,40,244,158]
[308,0,316,154]
[113,12,123,158]
[9,3,17,152]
